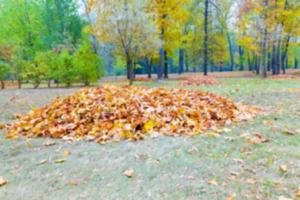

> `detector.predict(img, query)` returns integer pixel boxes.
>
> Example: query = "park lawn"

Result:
[0,77,300,200]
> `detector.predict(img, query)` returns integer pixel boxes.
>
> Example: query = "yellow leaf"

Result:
[205,131,220,138]
[63,150,71,157]
[0,177,8,187]
[143,120,156,132]
[123,169,135,178]
[54,159,66,164]
[279,165,288,173]
[208,178,218,186]
[296,187,300,198]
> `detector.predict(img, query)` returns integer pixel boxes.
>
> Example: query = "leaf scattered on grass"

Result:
[278,196,292,200]
[0,177,8,187]
[63,150,71,157]
[43,141,56,147]
[279,165,288,173]
[208,178,218,186]
[4,85,261,144]
[38,159,48,165]
[296,187,300,198]
[123,169,135,178]
[245,178,256,185]
[54,159,66,164]
[244,133,269,144]
[0,123,5,130]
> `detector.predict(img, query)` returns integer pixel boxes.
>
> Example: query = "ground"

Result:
[1,76,300,200]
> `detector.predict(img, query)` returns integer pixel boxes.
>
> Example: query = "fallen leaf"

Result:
[279,165,288,173]
[0,123,5,130]
[123,169,135,178]
[246,178,256,185]
[4,85,260,144]
[296,187,300,198]
[54,159,66,164]
[205,131,221,138]
[0,177,7,187]
[63,150,71,157]
[208,178,218,186]
[38,159,48,165]
[187,146,199,154]
[227,194,236,200]
[278,196,292,200]
[281,129,297,136]
[44,141,56,147]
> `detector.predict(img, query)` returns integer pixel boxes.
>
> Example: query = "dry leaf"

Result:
[278,196,292,200]
[246,178,256,185]
[123,169,135,178]
[296,187,300,198]
[44,141,56,147]
[4,85,260,144]
[187,146,199,154]
[208,179,218,186]
[279,165,288,173]
[38,159,48,165]
[54,159,66,164]
[227,194,236,200]
[0,177,7,187]
[63,150,71,157]
[0,123,5,130]
[205,131,221,138]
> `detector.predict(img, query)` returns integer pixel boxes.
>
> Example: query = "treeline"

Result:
[0,0,299,88]
[0,0,103,89]
[88,0,299,84]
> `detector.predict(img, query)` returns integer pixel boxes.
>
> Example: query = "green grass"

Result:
[1,78,300,200]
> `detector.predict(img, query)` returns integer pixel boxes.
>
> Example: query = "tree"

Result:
[89,0,160,85]
[0,64,11,89]
[149,0,190,79]
[73,42,104,86]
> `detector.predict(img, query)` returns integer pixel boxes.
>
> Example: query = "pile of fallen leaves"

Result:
[179,76,221,86]
[3,85,260,144]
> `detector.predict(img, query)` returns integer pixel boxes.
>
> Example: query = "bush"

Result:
[34,51,59,88]
[0,63,11,89]
[73,42,103,86]
[54,50,76,87]
[23,60,46,89]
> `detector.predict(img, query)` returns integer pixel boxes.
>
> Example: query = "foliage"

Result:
[5,85,260,143]
[0,63,11,89]
[73,42,104,86]
[54,50,76,87]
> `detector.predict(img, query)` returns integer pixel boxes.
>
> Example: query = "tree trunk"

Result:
[48,79,51,88]
[271,45,276,74]
[295,58,298,69]
[185,53,189,72]
[267,52,271,71]
[276,40,281,74]
[146,57,152,79]
[261,27,268,78]
[227,32,234,71]
[164,50,168,78]
[281,35,290,74]
[127,57,134,85]
[18,79,22,89]
[178,49,184,74]
[157,49,164,79]
[255,55,260,75]
[203,0,209,76]
[238,46,244,71]
[0,80,5,89]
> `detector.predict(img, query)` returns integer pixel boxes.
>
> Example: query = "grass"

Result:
[1,77,300,200]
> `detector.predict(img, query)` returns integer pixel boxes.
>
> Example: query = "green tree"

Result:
[73,42,103,86]
[0,63,11,89]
